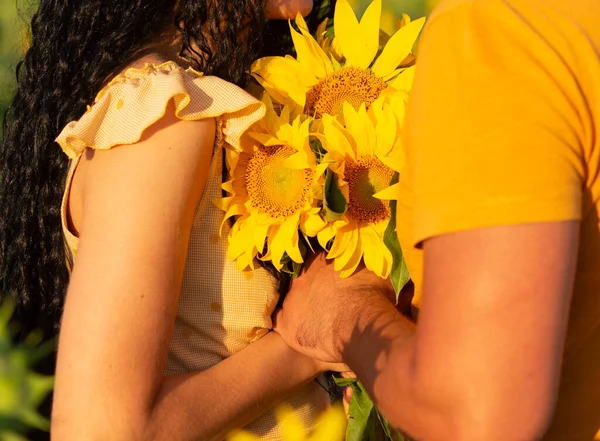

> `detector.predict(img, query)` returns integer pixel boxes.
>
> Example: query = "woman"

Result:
[0,0,346,439]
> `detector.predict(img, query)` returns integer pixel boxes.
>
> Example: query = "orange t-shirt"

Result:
[397,0,600,439]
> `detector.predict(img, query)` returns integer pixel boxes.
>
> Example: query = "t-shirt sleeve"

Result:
[404,0,586,246]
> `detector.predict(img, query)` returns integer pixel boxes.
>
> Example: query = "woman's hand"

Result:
[340,371,357,419]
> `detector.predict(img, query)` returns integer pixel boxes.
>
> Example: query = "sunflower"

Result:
[316,91,407,278]
[251,0,424,119]
[227,405,346,441]
[215,96,327,272]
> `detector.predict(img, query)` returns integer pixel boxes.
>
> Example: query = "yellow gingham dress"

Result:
[55,61,330,439]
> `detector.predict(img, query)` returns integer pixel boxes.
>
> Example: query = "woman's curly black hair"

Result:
[0,0,335,341]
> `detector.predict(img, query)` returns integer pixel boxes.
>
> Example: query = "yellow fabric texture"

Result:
[397,0,600,439]
[56,62,329,440]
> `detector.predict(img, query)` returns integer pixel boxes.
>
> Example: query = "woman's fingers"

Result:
[343,385,353,419]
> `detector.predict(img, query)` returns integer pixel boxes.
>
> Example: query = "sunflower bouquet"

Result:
[216,0,424,439]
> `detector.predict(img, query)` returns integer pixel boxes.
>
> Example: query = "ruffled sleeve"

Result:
[56,61,265,158]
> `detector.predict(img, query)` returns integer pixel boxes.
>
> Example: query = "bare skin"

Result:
[52,101,345,441]
[52,3,352,439]
[275,221,579,441]
[266,0,313,19]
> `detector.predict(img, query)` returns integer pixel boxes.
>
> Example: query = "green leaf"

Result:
[345,382,374,441]
[333,377,357,387]
[310,137,327,160]
[383,174,411,300]
[377,410,392,438]
[333,377,401,441]
[323,170,347,222]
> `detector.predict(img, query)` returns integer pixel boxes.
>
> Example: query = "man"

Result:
[274,0,600,439]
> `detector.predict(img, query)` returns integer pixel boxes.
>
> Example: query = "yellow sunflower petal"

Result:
[276,117,311,155]
[332,225,359,270]
[315,162,329,178]
[251,57,318,108]
[378,153,405,174]
[360,224,388,278]
[383,68,403,82]
[329,36,345,63]
[317,223,337,249]
[290,13,333,78]
[225,146,241,171]
[321,150,346,176]
[400,13,412,28]
[371,105,397,158]
[384,89,409,124]
[301,211,327,237]
[372,17,426,78]
[282,150,314,170]
[222,179,236,196]
[256,94,282,134]
[277,405,308,441]
[248,132,283,147]
[268,212,302,269]
[309,405,347,441]
[228,225,256,260]
[213,196,233,212]
[279,103,291,127]
[321,114,357,161]
[326,220,354,258]
[389,65,417,92]
[221,201,247,234]
[266,235,283,271]
[343,102,375,158]
[253,75,292,108]
[333,0,364,68]
[338,231,363,277]
[358,0,382,68]
[372,182,401,200]
[235,251,255,272]
[286,231,304,264]
[253,220,270,252]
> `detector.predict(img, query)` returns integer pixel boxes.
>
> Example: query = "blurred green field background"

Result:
[0,0,435,123]
[0,0,24,122]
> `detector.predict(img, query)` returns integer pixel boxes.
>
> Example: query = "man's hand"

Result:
[273,252,397,363]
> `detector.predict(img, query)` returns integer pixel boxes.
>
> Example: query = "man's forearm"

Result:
[343,296,452,440]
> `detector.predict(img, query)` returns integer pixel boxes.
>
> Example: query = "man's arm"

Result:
[344,221,578,441]
[276,221,578,441]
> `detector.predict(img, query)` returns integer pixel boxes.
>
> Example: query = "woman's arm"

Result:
[51,106,335,441]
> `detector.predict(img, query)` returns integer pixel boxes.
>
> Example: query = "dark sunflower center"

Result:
[345,156,394,224]
[245,145,314,218]
[305,67,387,118]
